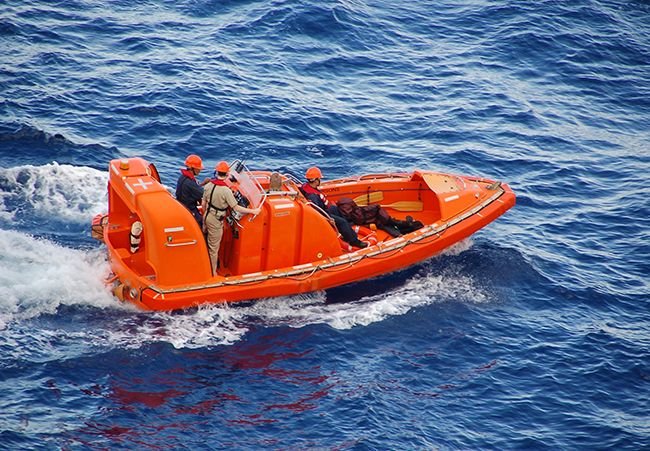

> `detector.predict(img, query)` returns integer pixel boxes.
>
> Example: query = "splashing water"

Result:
[0,162,107,223]
[0,229,114,327]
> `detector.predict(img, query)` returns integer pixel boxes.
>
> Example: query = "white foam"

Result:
[441,237,474,256]
[306,145,324,157]
[0,232,253,348]
[217,259,487,332]
[2,252,486,347]
[103,304,250,350]
[0,229,115,328]
[0,256,486,351]
[0,162,107,223]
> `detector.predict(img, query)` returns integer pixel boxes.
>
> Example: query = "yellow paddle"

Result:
[353,191,383,206]
[352,192,423,211]
[380,201,424,212]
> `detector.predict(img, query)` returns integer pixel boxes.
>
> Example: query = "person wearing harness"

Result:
[300,166,367,249]
[176,154,209,226]
[201,161,262,276]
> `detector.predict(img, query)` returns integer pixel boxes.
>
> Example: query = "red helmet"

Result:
[305,166,322,180]
[184,154,204,170]
[216,161,230,173]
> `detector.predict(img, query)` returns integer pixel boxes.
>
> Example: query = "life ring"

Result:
[354,225,378,247]
[339,225,378,251]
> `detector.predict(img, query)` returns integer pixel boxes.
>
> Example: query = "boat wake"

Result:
[0,229,116,328]
[244,259,486,331]
[0,227,485,350]
[98,256,488,350]
[0,162,107,224]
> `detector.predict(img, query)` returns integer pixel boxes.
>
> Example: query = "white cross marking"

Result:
[133,178,153,190]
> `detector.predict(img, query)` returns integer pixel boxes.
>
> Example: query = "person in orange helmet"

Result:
[176,154,209,226]
[300,166,367,249]
[202,161,261,276]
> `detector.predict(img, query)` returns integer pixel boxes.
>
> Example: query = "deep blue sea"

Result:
[1,0,649,449]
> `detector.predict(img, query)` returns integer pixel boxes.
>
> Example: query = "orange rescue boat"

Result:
[92,157,515,311]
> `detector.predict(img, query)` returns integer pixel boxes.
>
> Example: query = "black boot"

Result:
[350,239,368,248]
[378,224,401,237]
[391,216,423,234]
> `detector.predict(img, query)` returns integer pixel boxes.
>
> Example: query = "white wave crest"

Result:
[441,237,474,256]
[0,229,115,328]
[106,304,251,350]
[0,162,107,223]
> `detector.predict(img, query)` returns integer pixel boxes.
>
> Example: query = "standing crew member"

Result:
[176,154,209,226]
[202,161,261,276]
[300,166,367,249]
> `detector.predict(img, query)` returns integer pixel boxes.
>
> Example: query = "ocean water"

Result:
[1,0,649,449]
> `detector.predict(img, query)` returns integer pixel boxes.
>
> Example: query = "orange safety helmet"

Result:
[216,161,230,173]
[305,166,323,181]
[184,154,204,170]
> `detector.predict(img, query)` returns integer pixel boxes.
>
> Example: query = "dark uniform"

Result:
[176,170,204,226]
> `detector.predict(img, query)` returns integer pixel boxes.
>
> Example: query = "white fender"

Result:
[130,221,143,253]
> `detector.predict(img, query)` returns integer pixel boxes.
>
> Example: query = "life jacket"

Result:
[205,179,230,219]
[300,183,329,210]
[180,169,196,181]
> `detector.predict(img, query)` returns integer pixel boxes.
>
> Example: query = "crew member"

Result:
[300,166,367,249]
[202,161,261,276]
[176,154,209,226]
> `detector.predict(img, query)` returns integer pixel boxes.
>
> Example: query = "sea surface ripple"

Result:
[0,0,649,449]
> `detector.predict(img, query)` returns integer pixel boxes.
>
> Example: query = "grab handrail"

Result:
[229,159,267,221]
[165,240,197,247]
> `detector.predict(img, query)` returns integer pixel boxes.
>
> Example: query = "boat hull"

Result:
[96,158,515,311]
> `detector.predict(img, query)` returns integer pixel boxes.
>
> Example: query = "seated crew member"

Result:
[300,166,367,249]
[202,161,262,276]
[176,154,209,226]
[335,197,424,237]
